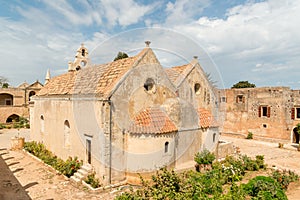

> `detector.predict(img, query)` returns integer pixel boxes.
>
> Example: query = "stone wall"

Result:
[220,87,295,141]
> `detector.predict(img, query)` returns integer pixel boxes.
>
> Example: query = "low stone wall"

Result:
[216,140,234,159]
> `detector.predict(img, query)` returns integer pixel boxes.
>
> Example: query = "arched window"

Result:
[213,133,216,143]
[164,141,169,153]
[144,78,155,93]
[194,83,201,95]
[0,93,13,106]
[40,115,44,133]
[64,120,70,148]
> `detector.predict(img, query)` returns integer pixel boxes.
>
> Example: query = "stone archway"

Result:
[6,114,20,123]
[292,127,299,144]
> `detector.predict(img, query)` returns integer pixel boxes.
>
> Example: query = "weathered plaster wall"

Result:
[221,87,293,141]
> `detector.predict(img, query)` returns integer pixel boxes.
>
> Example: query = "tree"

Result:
[113,52,128,61]
[0,76,9,88]
[232,81,256,89]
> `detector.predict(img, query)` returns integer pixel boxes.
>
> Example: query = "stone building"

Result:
[0,81,43,123]
[30,42,219,186]
[220,87,300,142]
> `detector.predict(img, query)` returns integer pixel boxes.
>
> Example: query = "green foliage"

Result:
[0,76,9,88]
[194,149,215,165]
[9,116,30,129]
[0,123,4,129]
[246,131,253,139]
[85,172,101,188]
[232,80,256,88]
[116,155,294,200]
[296,123,300,135]
[271,170,299,190]
[24,141,82,177]
[114,52,129,61]
[242,176,287,199]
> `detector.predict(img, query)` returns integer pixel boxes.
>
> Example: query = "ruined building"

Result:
[0,81,43,123]
[30,43,219,185]
[219,87,300,143]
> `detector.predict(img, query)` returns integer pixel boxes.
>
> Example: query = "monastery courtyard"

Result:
[1,129,300,199]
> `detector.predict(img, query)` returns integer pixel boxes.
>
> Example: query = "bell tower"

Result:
[68,43,90,71]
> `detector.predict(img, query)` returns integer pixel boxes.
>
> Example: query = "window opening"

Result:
[164,141,169,153]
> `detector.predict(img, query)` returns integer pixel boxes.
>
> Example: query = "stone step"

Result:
[74,172,84,179]
[70,176,81,183]
[77,169,89,176]
[81,164,92,172]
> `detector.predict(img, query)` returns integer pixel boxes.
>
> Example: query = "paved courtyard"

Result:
[1,129,300,199]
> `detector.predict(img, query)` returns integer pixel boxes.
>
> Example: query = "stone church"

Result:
[30,42,219,185]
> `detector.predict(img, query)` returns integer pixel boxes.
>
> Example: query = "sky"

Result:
[0,0,299,89]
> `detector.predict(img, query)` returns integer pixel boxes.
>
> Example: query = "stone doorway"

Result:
[293,127,299,144]
[86,139,91,164]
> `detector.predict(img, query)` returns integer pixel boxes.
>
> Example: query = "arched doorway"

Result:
[29,91,36,101]
[292,127,299,144]
[6,114,20,123]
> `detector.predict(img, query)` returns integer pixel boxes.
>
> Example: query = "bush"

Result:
[246,132,253,139]
[24,141,82,177]
[272,170,299,190]
[0,123,4,129]
[243,176,287,199]
[194,149,215,165]
[85,172,101,188]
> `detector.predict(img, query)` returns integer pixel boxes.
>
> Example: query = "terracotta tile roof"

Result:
[37,48,152,97]
[165,64,192,86]
[38,71,76,96]
[128,107,178,134]
[197,108,218,128]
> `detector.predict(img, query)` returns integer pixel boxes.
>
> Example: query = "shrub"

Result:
[85,172,101,188]
[243,176,287,199]
[194,149,215,165]
[0,123,4,129]
[24,141,82,177]
[246,132,253,139]
[271,170,299,190]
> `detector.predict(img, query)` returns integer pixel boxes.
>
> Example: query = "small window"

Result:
[213,133,216,143]
[259,106,271,118]
[164,141,169,153]
[297,108,300,119]
[221,97,226,103]
[40,115,45,133]
[262,106,268,117]
[76,66,81,71]
[144,78,155,93]
[82,49,85,56]
[64,120,71,148]
[194,83,201,95]
[5,99,12,105]
[236,95,245,103]
[263,124,267,128]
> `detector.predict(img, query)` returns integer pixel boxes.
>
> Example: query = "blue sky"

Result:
[0,0,299,89]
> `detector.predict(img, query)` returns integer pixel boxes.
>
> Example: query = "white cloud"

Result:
[162,0,300,88]
[41,0,103,26]
[165,0,211,25]
[100,0,155,26]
